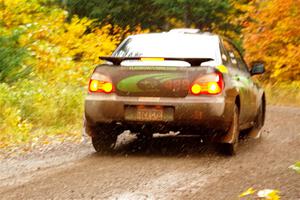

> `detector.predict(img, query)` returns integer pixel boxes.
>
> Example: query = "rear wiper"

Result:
[99,56,213,66]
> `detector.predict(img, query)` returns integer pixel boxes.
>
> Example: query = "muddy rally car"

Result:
[84,29,266,155]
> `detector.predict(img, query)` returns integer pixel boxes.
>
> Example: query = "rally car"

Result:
[84,29,266,155]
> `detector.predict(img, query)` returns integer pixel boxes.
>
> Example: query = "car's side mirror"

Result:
[250,61,265,75]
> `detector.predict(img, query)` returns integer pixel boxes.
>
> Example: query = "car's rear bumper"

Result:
[84,94,235,133]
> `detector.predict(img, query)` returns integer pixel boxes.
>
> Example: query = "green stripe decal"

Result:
[117,73,184,93]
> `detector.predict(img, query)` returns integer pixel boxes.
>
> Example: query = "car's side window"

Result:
[223,40,250,74]
[230,45,249,74]
[222,40,238,69]
[219,42,231,66]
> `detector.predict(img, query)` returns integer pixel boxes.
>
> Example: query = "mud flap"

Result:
[217,105,239,144]
[248,129,262,139]
[219,129,236,144]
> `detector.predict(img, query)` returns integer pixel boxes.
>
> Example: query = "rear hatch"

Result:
[95,65,212,98]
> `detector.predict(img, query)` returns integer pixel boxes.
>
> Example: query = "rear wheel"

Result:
[219,104,240,155]
[240,100,265,139]
[89,124,119,153]
[248,102,265,139]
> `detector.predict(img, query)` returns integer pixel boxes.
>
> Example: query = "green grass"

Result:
[0,79,85,152]
[264,82,300,107]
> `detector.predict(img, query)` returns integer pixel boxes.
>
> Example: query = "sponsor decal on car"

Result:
[117,73,186,93]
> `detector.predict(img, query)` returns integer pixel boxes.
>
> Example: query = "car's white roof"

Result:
[128,31,219,41]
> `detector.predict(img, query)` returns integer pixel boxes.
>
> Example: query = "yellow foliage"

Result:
[0,106,32,148]
[1,0,146,85]
[239,187,256,197]
[243,0,300,81]
[289,161,300,174]
[257,189,280,200]
[239,188,281,200]
[0,0,147,154]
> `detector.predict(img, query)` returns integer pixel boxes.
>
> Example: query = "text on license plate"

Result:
[136,108,163,121]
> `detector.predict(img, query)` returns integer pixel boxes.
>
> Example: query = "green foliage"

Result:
[153,0,231,28]
[65,0,243,37]
[65,0,165,30]
[0,29,30,83]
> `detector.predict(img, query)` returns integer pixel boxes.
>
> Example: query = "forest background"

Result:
[0,0,299,154]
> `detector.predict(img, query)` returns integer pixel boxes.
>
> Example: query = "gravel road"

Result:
[0,106,299,200]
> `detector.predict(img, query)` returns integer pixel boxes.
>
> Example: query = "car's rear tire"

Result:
[90,124,119,153]
[248,101,265,139]
[219,104,239,156]
[240,99,265,140]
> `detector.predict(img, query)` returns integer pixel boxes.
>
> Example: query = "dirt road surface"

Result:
[0,106,299,200]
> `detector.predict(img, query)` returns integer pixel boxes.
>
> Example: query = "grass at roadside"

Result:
[264,82,300,107]
[0,79,84,157]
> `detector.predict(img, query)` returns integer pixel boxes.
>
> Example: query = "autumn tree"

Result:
[243,0,300,81]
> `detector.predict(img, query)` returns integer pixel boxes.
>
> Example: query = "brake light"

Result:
[89,79,114,93]
[140,57,165,61]
[191,83,202,95]
[190,73,223,95]
[207,82,221,94]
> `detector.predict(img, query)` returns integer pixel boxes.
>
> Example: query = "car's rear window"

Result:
[113,34,220,61]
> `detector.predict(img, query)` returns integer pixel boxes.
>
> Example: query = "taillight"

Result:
[89,79,114,93]
[191,83,202,94]
[190,73,223,95]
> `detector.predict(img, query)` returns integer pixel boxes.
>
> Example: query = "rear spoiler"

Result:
[99,56,213,66]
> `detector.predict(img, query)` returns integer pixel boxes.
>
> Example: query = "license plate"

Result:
[136,108,163,121]
[125,106,174,122]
